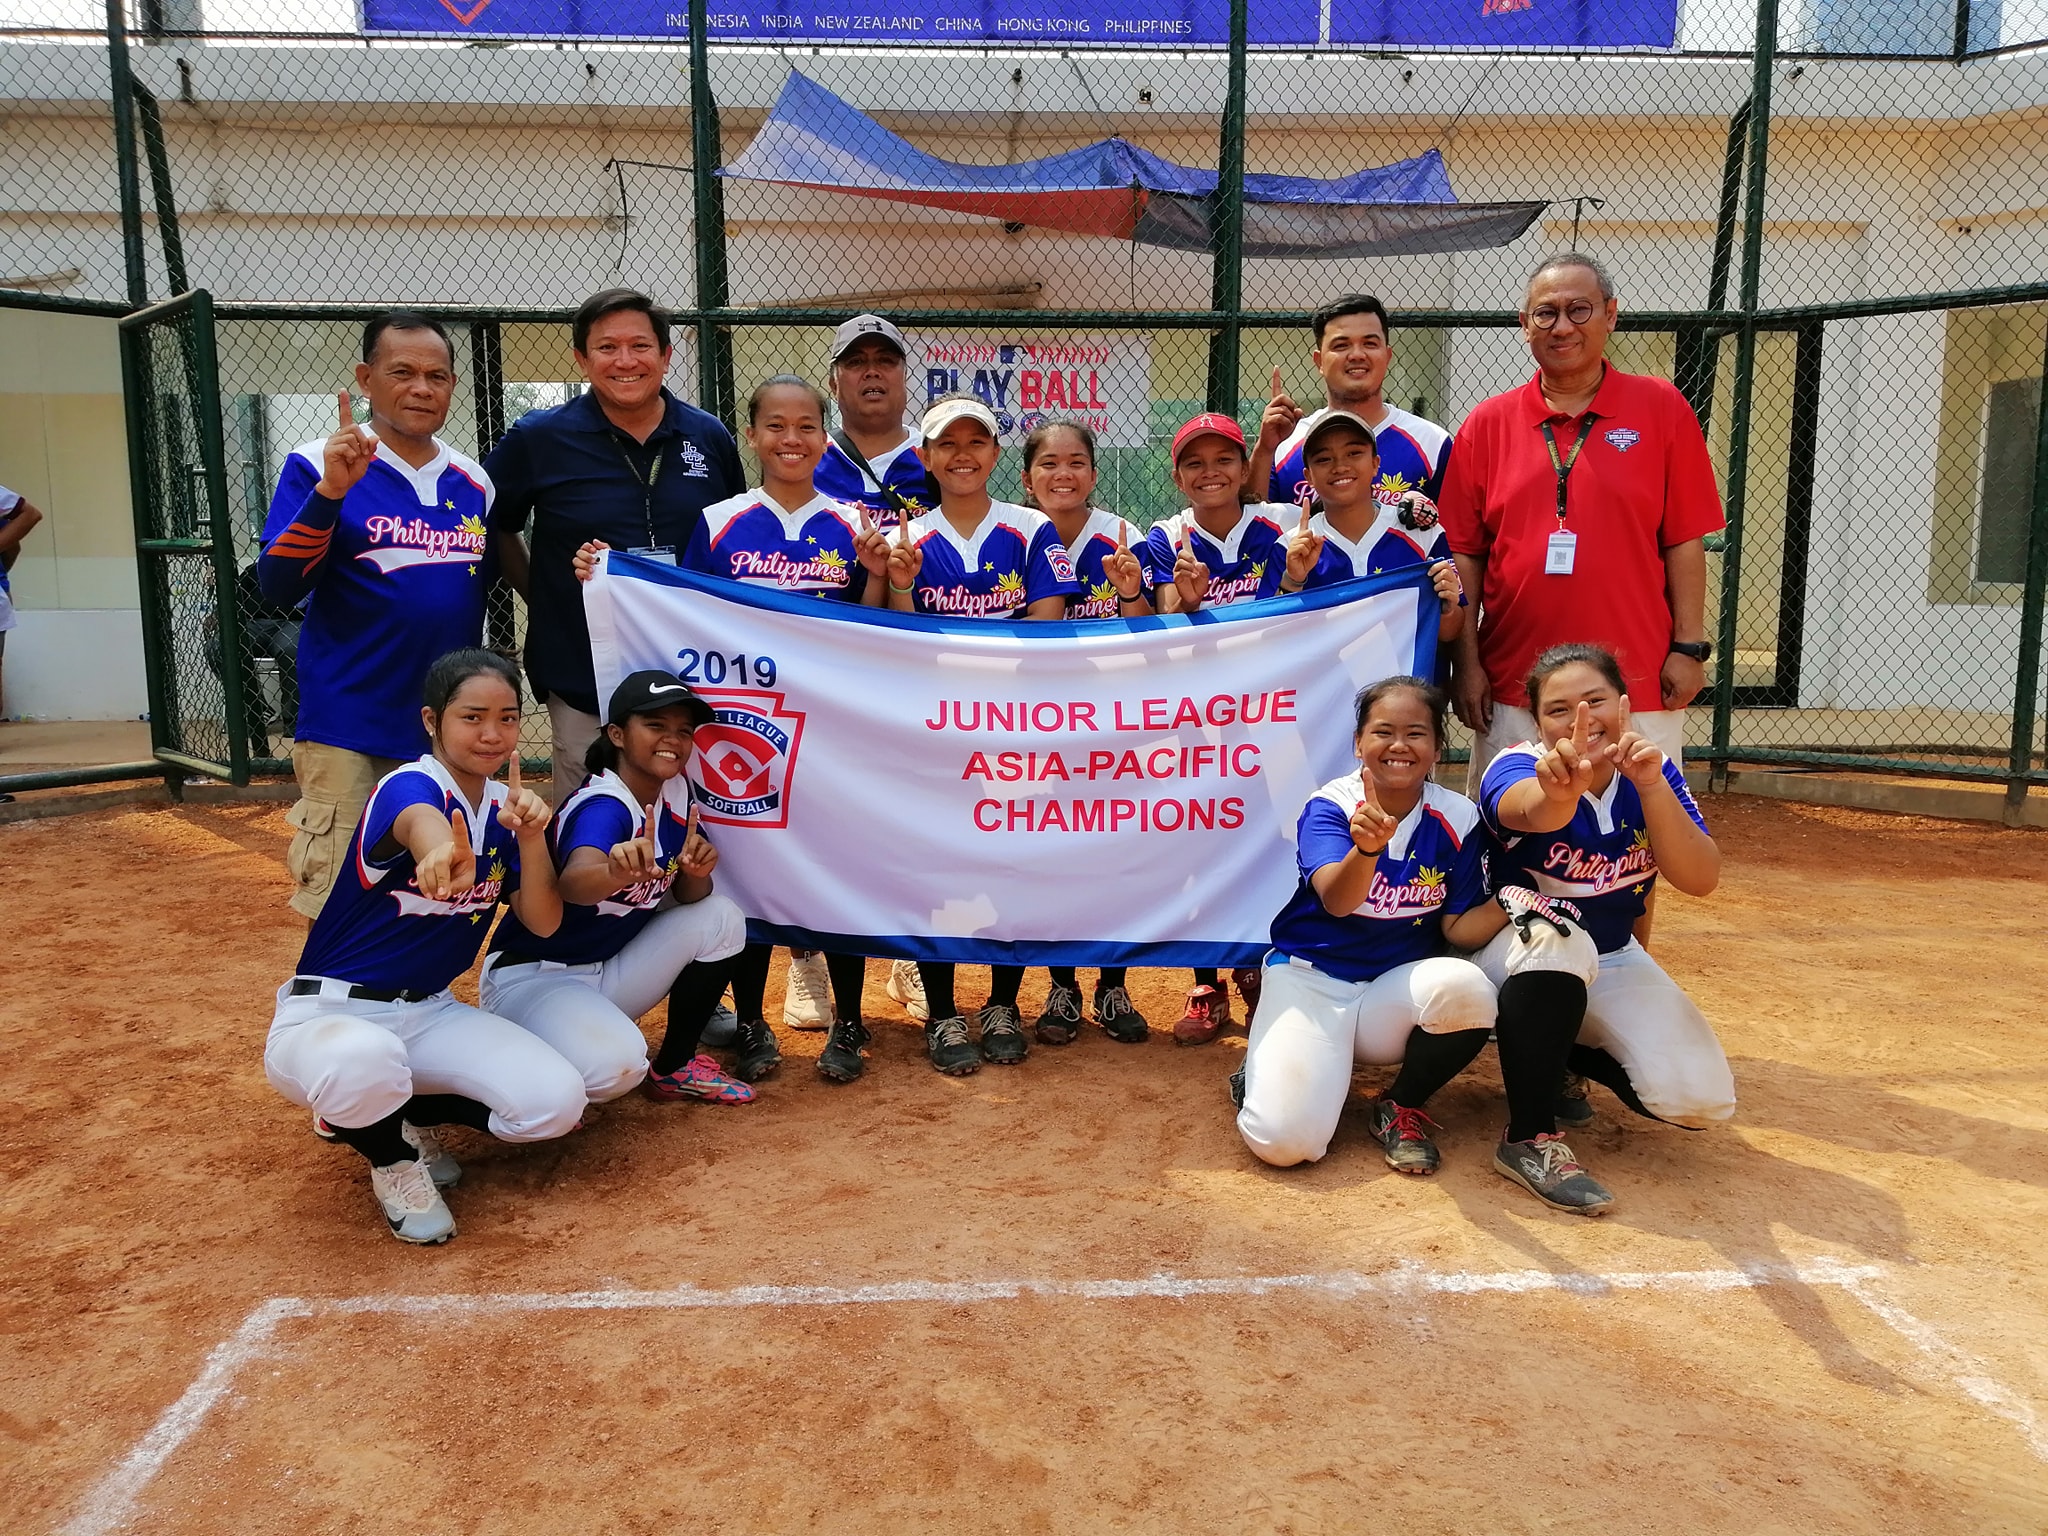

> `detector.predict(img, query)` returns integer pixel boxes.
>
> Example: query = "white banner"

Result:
[584,556,1438,964]
[908,332,1152,448]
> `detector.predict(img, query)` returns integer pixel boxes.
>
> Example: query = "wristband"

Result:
[889,581,915,594]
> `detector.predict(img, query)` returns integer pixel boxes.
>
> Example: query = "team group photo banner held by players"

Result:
[585,553,1440,966]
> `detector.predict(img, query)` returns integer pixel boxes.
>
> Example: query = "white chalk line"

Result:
[58,1256,2037,1536]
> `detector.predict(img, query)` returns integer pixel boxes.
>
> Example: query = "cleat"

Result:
[1034,983,1084,1045]
[1231,966,1264,1026]
[817,1016,871,1083]
[1555,1071,1596,1130]
[1095,985,1150,1044]
[1173,984,1234,1047]
[925,1015,982,1076]
[702,996,740,1048]
[731,1019,783,1082]
[643,1053,757,1104]
[370,1157,456,1245]
[979,1003,1030,1065]
[316,1114,458,1188]
[1369,1098,1442,1175]
[782,949,833,1030]
[887,959,930,1022]
[1494,1133,1614,1215]
[1228,1068,1246,1109]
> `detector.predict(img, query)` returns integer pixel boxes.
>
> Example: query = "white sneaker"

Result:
[782,948,833,1030]
[886,958,930,1022]
[370,1157,457,1245]
[402,1122,462,1189]
[702,995,740,1047]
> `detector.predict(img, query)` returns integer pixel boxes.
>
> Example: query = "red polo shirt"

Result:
[1439,366,1723,709]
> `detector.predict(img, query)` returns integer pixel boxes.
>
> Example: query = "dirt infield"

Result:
[6,795,2048,1534]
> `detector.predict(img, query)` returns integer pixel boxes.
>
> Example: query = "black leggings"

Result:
[1048,966,1128,993]
[1384,1026,1494,1111]
[730,942,868,1023]
[917,963,1023,1022]
[1494,971,1590,1143]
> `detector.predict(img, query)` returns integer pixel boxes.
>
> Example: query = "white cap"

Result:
[830,313,908,363]
[920,396,1000,442]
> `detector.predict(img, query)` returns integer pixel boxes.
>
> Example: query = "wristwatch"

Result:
[1669,640,1712,662]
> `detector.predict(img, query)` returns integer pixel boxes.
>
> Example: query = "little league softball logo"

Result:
[689,691,806,828]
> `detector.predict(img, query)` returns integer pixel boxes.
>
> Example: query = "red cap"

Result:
[1171,412,1247,463]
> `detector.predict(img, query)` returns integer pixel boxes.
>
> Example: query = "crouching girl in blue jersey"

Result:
[264,648,572,1246]
[481,668,749,1111]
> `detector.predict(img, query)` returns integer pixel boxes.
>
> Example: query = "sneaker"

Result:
[925,1015,982,1076]
[817,1016,871,1083]
[887,959,930,1022]
[314,1114,459,1189]
[1231,966,1264,1026]
[782,949,833,1031]
[979,1003,1030,1065]
[702,996,740,1048]
[1095,985,1150,1044]
[1556,1072,1596,1130]
[643,1053,758,1104]
[1494,1133,1614,1216]
[1369,1098,1442,1175]
[369,1157,456,1245]
[1173,984,1234,1047]
[731,1019,783,1083]
[1034,983,1084,1045]
[1228,1068,1246,1109]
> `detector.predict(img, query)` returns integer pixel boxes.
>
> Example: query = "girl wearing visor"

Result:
[885,393,1079,1075]
[482,667,751,1107]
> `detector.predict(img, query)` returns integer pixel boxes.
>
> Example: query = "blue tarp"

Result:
[720,73,1548,259]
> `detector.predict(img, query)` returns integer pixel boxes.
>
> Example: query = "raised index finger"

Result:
[1571,701,1591,748]
[1270,366,1285,401]
[506,752,522,797]
[685,800,701,842]
[337,390,352,432]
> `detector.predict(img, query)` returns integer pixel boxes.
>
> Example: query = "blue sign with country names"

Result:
[360,0,1677,48]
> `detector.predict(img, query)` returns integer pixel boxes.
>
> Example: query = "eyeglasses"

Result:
[1526,300,1599,330]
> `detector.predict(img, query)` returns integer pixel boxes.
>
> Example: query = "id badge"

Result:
[1544,530,1578,576]
[628,544,677,567]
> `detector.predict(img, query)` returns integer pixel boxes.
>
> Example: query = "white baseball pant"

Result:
[479,895,748,1097]
[1464,702,1685,799]
[1470,927,1735,1127]
[264,983,587,1142]
[1236,953,1497,1168]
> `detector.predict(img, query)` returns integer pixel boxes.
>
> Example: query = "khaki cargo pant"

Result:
[285,741,403,920]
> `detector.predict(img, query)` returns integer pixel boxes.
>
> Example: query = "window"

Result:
[1977,375,2039,586]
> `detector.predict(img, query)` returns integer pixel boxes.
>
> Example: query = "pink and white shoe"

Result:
[641,1054,757,1104]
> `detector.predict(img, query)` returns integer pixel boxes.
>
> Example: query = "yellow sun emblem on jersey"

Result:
[460,513,487,540]
[665,850,684,876]
[816,548,848,571]
[1631,828,1653,852]
[898,496,928,515]
[1248,560,1267,579]
[487,858,507,885]
[1415,865,1446,888]
[995,570,1026,598]
[1378,471,1413,496]
[1087,577,1117,602]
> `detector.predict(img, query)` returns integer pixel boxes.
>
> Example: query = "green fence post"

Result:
[1709,0,1780,792]
[2004,321,2048,820]
[190,292,251,784]
[687,0,734,430]
[104,0,148,307]
[1204,0,1249,416]
[117,316,175,780]
[131,82,188,295]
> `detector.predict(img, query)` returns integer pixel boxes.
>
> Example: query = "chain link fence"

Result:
[2,0,2044,797]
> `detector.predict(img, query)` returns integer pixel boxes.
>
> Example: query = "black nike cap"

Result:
[605,670,715,730]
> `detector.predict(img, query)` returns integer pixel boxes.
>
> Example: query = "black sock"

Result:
[401,1093,495,1135]
[1495,972,1589,1143]
[325,1106,415,1167]
[1094,967,1128,992]
[655,953,740,1075]
[919,962,958,1021]
[826,952,867,1022]
[1049,966,1079,991]
[729,942,773,1022]
[1192,968,1219,988]
[987,966,1024,1009]
[1569,1044,1667,1123]
[1386,1026,1493,1111]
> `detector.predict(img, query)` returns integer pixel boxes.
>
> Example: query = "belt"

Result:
[288,977,435,1005]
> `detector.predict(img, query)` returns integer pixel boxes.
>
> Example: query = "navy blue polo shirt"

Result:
[485,388,743,714]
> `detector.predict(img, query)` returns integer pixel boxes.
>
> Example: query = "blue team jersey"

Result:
[490,769,697,965]
[1142,505,1292,608]
[295,756,521,994]
[1271,404,1453,513]
[903,500,1080,618]
[1269,777,1489,984]
[813,435,935,532]
[684,490,870,601]
[1479,745,1709,955]
[1294,505,1452,590]
[1059,507,1152,619]
[258,440,494,760]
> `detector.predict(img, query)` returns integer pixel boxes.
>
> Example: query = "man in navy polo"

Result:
[486,289,744,799]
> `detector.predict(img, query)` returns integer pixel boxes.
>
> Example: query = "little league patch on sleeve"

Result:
[1048,546,1078,584]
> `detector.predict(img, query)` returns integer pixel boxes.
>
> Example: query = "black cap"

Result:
[606,670,714,730]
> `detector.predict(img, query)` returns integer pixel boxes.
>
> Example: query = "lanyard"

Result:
[1539,414,1598,529]
[613,434,664,546]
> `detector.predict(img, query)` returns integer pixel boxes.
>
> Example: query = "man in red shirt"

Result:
[1439,254,1722,795]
